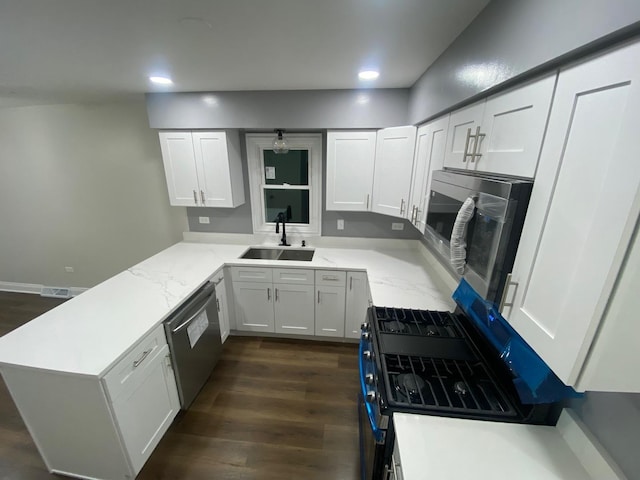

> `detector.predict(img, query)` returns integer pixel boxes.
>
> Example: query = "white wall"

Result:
[0,99,187,288]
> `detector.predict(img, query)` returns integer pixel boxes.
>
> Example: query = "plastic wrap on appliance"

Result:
[452,279,581,404]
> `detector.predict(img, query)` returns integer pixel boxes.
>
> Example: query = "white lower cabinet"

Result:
[213,274,230,343]
[233,281,275,332]
[0,324,180,479]
[503,40,640,391]
[274,283,315,335]
[110,344,179,474]
[345,271,370,339]
[315,270,347,337]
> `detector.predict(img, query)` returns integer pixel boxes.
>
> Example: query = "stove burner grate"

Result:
[374,307,463,338]
[384,354,516,417]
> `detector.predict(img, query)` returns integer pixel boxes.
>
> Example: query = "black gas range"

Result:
[358,280,572,480]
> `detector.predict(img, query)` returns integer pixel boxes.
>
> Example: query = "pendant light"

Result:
[272,129,289,154]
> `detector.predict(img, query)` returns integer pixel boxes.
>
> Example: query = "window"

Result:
[246,133,322,235]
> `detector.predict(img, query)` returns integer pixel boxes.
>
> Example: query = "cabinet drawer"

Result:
[272,268,314,285]
[102,324,168,402]
[315,270,347,287]
[230,266,273,283]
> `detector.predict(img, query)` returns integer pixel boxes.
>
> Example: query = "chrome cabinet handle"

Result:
[462,127,472,163]
[216,298,220,312]
[317,290,321,304]
[322,275,339,281]
[499,273,518,312]
[200,190,205,204]
[267,288,271,301]
[400,198,405,215]
[470,126,485,163]
[133,348,152,368]
[349,276,353,291]
[366,194,370,210]
[275,288,279,302]
[193,190,198,205]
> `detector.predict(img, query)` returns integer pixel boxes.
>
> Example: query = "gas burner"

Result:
[384,321,406,333]
[395,374,425,402]
[454,381,468,396]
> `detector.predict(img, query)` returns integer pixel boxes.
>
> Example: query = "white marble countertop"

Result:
[393,410,626,480]
[0,237,455,376]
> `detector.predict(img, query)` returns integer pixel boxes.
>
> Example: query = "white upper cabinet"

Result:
[443,102,484,170]
[408,116,449,232]
[476,75,556,178]
[502,40,640,391]
[159,130,245,208]
[371,126,417,218]
[443,75,555,178]
[326,131,377,211]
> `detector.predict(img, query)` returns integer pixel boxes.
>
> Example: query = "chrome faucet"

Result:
[275,211,290,246]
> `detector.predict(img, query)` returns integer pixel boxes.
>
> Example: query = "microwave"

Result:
[423,170,533,305]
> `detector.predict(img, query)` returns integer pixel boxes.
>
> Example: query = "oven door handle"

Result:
[450,196,476,275]
[359,339,384,442]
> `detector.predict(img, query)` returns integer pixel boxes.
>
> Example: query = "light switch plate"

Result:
[391,223,404,231]
[198,217,210,224]
[337,219,345,230]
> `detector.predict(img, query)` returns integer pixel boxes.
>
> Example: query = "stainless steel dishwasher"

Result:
[164,280,222,409]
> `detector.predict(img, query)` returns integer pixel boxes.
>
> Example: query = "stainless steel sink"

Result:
[240,248,283,260]
[239,247,315,261]
[277,249,315,261]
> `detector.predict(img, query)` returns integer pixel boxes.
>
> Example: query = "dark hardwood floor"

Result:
[0,292,361,480]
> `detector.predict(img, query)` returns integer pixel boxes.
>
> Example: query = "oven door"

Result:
[358,335,387,480]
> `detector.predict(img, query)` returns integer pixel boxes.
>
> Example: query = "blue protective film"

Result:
[452,279,582,404]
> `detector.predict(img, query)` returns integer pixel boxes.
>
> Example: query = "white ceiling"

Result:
[0,0,489,106]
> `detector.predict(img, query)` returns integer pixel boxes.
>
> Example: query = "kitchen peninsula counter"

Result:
[0,236,455,376]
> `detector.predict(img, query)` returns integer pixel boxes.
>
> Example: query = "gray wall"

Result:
[187,131,420,240]
[569,392,640,478]
[0,100,187,288]
[147,89,409,130]
[409,0,640,124]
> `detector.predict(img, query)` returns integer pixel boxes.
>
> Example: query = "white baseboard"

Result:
[0,281,88,297]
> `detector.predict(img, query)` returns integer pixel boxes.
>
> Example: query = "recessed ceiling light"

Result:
[149,76,173,85]
[358,70,380,81]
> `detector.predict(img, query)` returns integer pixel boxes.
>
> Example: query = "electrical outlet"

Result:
[337,219,345,230]
[198,217,210,224]
[64,266,74,273]
[391,223,404,231]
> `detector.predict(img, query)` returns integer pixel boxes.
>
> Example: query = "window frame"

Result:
[246,133,322,236]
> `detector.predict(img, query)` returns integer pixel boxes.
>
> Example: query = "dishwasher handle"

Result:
[166,282,217,334]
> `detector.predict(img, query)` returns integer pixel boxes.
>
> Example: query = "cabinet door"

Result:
[158,131,200,207]
[371,126,417,218]
[193,132,235,208]
[315,285,346,337]
[443,102,484,170]
[215,279,230,343]
[326,131,377,211]
[233,282,275,332]
[408,117,449,232]
[475,74,556,178]
[274,284,315,335]
[111,344,179,475]
[345,272,370,339]
[504,41,640,386]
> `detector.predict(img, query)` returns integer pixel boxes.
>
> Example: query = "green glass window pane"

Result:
[264,189,310,224]
[263,150,309,186]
